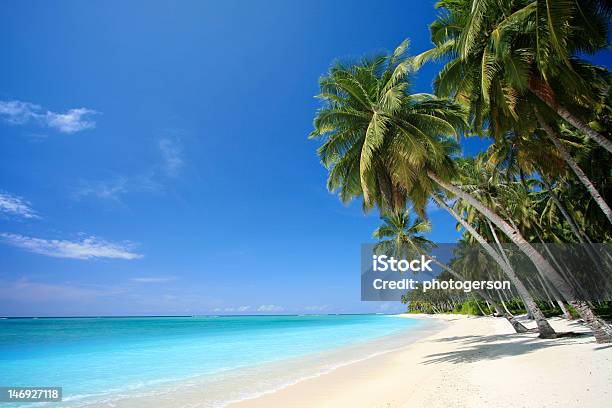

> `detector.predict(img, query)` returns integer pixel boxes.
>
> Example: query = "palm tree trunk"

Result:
[541,179,586,243]
[426,254,529,333]
[473,295,487,316]
[498,295,512,315]
[541,181,606,285]
[529,85,612,154]
[431,193,554,337]
[428,172,612,343]
[539,237,597,299]
[557,301,571,319]
[487,220,512,268]
[535,109,612,224]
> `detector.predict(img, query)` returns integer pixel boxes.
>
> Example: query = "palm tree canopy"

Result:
[372,210,435,261]
[310,39,467,216]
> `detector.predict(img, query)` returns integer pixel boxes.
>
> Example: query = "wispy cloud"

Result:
[257,304,284,312]
[72,170,163,202]
[159,137,183,176]
[73,177,129,201]
[0,233,142,260]
[0,100,97,134]
[73,137,184,203]
[130,277,175,283]
[0,191,39,219]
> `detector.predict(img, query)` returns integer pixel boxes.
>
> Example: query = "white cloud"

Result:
[159,137,183,176]
[257,304,284,312]
[0,100,97,134]
[45,108,97,133]
[0,192,39,219]
[0,233,142,260]
[0,100,37,124]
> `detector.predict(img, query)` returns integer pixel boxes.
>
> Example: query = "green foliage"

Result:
[310,1,612,324]
[310,41,467,216]
[458,300,486,316]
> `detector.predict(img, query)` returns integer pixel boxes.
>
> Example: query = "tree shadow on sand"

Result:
[422,332,591,365]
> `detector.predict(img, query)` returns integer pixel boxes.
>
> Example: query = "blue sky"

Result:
[0,0,517,316]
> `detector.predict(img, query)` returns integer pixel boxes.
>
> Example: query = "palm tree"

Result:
[415,0,612,153]
[534,109,612,224]
[432,191,554,335]
[310,40,466,216]
[373,210,530,332]
[429,157,612,342]
[373,211,434,258]
[311,42,612,342]
[415,0,612,223]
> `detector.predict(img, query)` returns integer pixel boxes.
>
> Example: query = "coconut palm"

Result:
[310,40,466,216]
[414,0,612,223]
[373,210,529,332]
[534,110,612,223]
[432,156,612,341]
[373,211,434,258]
[432,190,554,335]
[311,41,612,342]
[415,0,612,152]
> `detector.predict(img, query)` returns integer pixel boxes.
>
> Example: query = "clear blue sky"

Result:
[0,0,500,316]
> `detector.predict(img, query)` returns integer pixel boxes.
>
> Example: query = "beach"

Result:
[3,314,610,407]
[231,315,612,408]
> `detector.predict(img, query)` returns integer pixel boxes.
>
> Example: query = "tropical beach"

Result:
[1,0,611,407]
[4,313,609,408]
[233,314,612,408]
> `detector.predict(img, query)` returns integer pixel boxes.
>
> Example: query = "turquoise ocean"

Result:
[0,315,430,407]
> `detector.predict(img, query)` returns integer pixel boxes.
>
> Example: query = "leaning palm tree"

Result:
[534,112,612,223]
[415,0,612,153]
[431,156,612,341]
[311,39,466,216]
[373,210,529,333]
[415,0,612,222]
[433,190,555,335]
[311,41,612,342]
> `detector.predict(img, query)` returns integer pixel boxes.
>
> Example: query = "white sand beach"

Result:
[231,314,612,408]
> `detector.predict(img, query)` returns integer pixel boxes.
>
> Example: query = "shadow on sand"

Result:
[422,331,591,365]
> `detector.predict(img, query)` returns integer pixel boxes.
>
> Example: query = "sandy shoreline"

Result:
[230,314,612,408]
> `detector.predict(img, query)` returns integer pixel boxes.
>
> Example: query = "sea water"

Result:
[0,315,430,406]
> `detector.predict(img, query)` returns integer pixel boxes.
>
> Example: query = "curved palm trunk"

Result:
[499,296,512,315]
[541,179,608,284]
[431,194,552,336]
[429,172,612,343]
[535,109,612,224]
[487,220,512,268]
[541,179,586,243]
[530,85,612,154]
[426,254,529,334]
[472,294,488,315]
